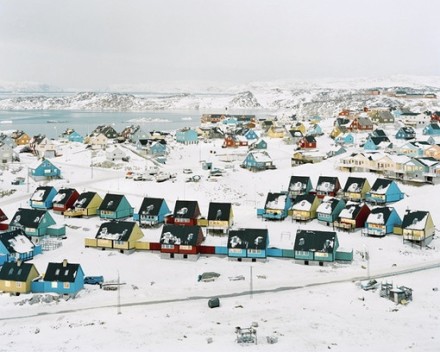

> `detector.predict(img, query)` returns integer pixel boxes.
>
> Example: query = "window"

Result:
[51,281,58,288]
[16,282,22,288]
[63,282,70,289]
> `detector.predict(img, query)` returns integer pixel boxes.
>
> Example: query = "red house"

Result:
[0,208,8,230]
[298,136,317,149]
[52,188,80,214]
[431,111,440,122]
[222,135,238,148]
[348,116,374,132]
[334,202,370,231]
[171,200,201,226]
[314,176,341,199]
[159,224,205,259]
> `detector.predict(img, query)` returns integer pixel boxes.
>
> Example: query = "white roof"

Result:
[367,212,385,224]
[8,234,35,253]
[317,200,334,214]
[292,199,311,211]
[266,195,287,210]
[31,189,45,201]
[339,206,357,219]
[251,151,272,162]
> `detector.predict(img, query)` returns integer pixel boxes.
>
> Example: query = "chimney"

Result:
[62,259,68,267]
[17,259,23,267]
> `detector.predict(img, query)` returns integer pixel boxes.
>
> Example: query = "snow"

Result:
[405,214,428,230]
[316,181,334,192]
[367,212,385,225]
[292,200,311,211]
[266,195,287,210]
[339,206,357,219]
[8,234,34,253]
[30,189,45,201]
[0,109,440,351]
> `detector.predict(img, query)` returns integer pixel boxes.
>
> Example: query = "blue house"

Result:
[30,159,61,180]
[29,186,57,209]
[241,151,274,171]
[249,138,267,150]
[423,123,440,136]
[0,229,42,265]
[288,175,313,199]
[68,130,84,143]
[335,133,354,146]
[176,128,198,144]
[293,229,339,265]
[306,124,323,136]
[135,197,170,227]
[316,197,346,226]
[260,192,292,220]
[9,208,57,240]
[149,141,167,156]
[227,228,269,261]
[363,207,402,237]
[98,194,134,220]
[242,129,259,140]
[32,259,85,295]
[395,126,416,140]
[366,178,404,204]
[363,136,391,151]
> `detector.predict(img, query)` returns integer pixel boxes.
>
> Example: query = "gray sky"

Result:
[0,0,439,90]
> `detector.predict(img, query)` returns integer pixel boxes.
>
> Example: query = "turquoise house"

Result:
[227,228,269,261]
[335,133,354,145]
[395,127,416,140]
[0,229,42,264]
[135,197,170,227]
[293,229,339,265]
[68,131,84,143]
[243,129,259,140]
[29,186,57,209]
[149,141,167,156]
[260,192,292,220]
[98,194,134,220]
[316,197,346,225]
[423,123,440,136]
[30,159,61,180]
[306,124,323,136]
[363,207,402,237]
[250,138,267,150]
[176,128,198,144]
[9,208,57,240]
[241,151,274,171]
[32,260,85,295]
[363,136,391,151]
[366,178,404,204]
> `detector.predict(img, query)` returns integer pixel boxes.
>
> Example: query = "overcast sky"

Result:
[0,0,439,90]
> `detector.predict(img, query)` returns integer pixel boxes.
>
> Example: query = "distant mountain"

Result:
[0,81,63,93]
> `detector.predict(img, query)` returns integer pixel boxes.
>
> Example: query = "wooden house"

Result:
[176,128,198,144]
[368,110,395,125]
[0,142,18,163]
[330,125,348,139]
[267,125,286,138]
[29,186,57,209]
[105,146,127,162]
[227,228,269,261]
[86,132,108,149]
[432,111,440,122]
[291,150,326,166]
[423,123,440,136]
[241,151,275,171]
[92,220,144,252]
[0,208,9,231]
[402,112,430,127]
[348,116,374,132]
[29,159,61,180]
[98,194,134,220]
[52,188,80,214]
[290,194,321,222]
[260,192,292,220]
[160,224,204,259]
[64,191,103,218]
[306,124,323,136]
[207,202,234,234]
[298,135,317,149]
[11,130,30,146]
[172,200,201,226]
[395,126,416,140]
[291,122,306,135]
[315,176,341,199]
[366,178,404,204]
[32,136,58,158]
[396,141,427,158]
[0,229,42,264]
[91,125,119,139]
[293,230,339,265]
[61,129,84,143]
[32,259,85,295]
[288,175,313,199]
[135,197,170,227]
[149,141,167,156]
[362,207,401,237]
[363,136,392,151]
[0,261,40,295]
[334,202,370,231]
[249,138,267,150]
[424,145,440,160]
[316,197,346,226]
[286,129,304,145]
[399,210,435,247]
[335,133,354,146]
[343,177,371,202]
[9,208,57,241]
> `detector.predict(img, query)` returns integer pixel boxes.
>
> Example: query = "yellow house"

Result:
[267,126,286,138]
[401,210,435,247]
[87,220,144,251]
[12,131,31,146]
[330,126,344,139]
[64,191,103,218]
[291,122,306,135]
[290,194,321,221]
[85,133,108,149]
[0,261,40,294]
[206,202,234,234]
[343,177,371,201]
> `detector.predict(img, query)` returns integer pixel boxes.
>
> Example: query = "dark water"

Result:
[0,110,201,139]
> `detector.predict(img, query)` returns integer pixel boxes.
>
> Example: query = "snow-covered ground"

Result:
[1,117,440,351]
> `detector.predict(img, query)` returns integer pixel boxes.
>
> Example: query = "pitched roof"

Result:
[0,208,7,222]
[316,176,339,192]
[30,186,55,202]
[370,178,393,193]
[402,210,430,230]
[10,208,47,228]
[265,193,287,210]
[0,261,37,281]
[73,191,98,208]
[0,229,35,254]
[139,197,166,217]
[294,230,337,253]
[367,207,393,224]
[292,194,317,210]
[99,194,125,211]
[160,225,202,246]
[343,177,368,192]
[52,188,77,205]
[43,261,82,282]
[207,202,232,221]
[227,228,268,250]
[317,197,343,214]
[173,200,199,218]
[339,203,366,219]
[95,221,137,241]
[288,176,311,191]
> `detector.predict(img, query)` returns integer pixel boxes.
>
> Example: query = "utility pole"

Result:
[250,266,253,299]
[117,271,121,315]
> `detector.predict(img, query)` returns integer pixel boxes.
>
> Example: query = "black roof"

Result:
[316,176,340,190]
[95,220,137,241]
[228,228,268,250]
[339,203,365,219]
[10,208,47,228]
[370,178,393,192]
[43,261,82,283]
[139,197,166,217]
[373,128,387,137]
[369,136,390,145]
[288,176,311,190]
[368,206,393,223]
[399,127,415,134]
[294,230,337,253]
[73,191,98,208]
[402,210,430,228]
[173,200,200,219]
[289,130,303,138]
[318,197,343,213]
[207,202,232,221]
[343,177,368,192]
[0,229,34,254]
[303,135,316,143]
[0,261,37,281]
[292,194,317,207]
[264,193,287,208]
[0,208,7,222]
[53,188,77,205]
[160,225,203,246]
[99,194,125,211]
[31,186,55,202]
